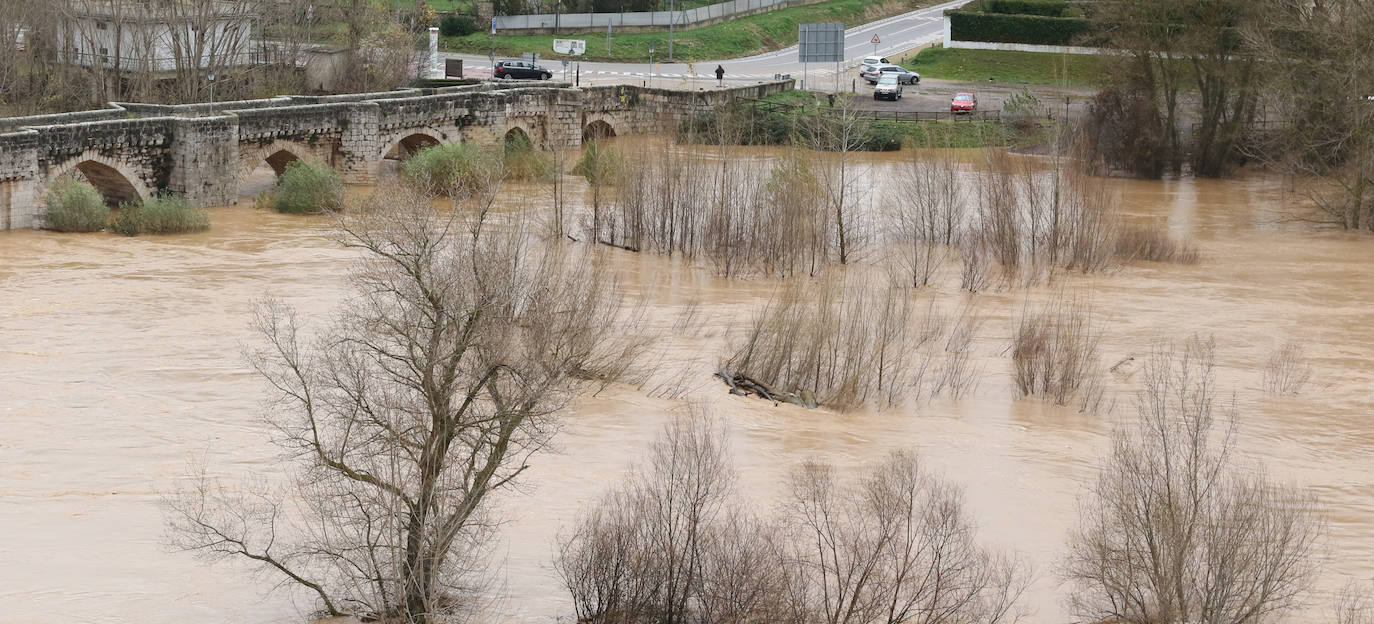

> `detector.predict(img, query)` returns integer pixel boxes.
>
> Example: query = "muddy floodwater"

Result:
[1,144,1371,624]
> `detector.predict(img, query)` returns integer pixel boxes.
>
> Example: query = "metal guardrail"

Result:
[852,109,1003,122]
[741,98,1005,123]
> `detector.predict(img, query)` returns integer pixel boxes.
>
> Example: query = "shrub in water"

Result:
[401,142,500,196]
[42,176,109,232]
[503,132,554,181]
[572,141,626,185]
[113,194,210,236]
[272,160,344,214]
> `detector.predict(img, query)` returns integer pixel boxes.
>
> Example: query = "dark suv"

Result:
[494,60,552,80]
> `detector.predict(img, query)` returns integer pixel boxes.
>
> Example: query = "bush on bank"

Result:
[42,176,109,232]
[113,194,210,236]
[272,160,344,214]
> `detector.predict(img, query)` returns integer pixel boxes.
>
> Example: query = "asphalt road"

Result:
[442,0,972,90]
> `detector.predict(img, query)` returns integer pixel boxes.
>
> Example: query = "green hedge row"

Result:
[978,0,1069,17]
[947,11,1099,46]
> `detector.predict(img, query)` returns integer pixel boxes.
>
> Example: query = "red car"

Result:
[951,92,978,114]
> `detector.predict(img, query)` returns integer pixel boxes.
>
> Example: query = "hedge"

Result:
[980,0,1069,17]
[439,15,478,37]
[947,11,1098,46]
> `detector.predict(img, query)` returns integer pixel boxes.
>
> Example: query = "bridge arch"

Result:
[46,151,151,206]
[502,126,534,152]
[583,119,617,142]
[239,140,329,180]
[381,130,447,161]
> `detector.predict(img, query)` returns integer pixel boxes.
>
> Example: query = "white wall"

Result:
[59,14,256,72]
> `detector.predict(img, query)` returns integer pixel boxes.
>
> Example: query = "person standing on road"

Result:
[714,65,725,87]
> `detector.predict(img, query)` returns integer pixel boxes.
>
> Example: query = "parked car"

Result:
[494,60,552,80]
[878,65,920,85]
[858,55,890,77]
[863,63,919,85]
[951,92,978,113]
[873,74,903,101]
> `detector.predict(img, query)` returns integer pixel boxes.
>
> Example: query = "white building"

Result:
[56,1,258,73]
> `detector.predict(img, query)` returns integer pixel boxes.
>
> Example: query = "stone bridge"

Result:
[0,80,792,230]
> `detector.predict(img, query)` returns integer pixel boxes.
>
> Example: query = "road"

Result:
[442,0,971,90]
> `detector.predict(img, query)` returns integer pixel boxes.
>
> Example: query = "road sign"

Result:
[798,23,845,63]
[870,33,881,44]
[562,58,570,68]
[554,39,586,55]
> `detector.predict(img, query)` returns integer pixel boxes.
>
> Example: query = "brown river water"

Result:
[1,144,1371,623]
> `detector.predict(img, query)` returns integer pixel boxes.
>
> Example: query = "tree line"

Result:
[1084,0,1373,229]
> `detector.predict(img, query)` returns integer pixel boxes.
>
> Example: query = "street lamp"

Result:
[208,69,216,103]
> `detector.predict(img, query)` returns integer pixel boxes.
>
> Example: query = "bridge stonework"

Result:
[0,80,792,230]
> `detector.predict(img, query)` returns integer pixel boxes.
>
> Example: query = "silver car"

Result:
[873,74,902,101]
[863,63,920,85]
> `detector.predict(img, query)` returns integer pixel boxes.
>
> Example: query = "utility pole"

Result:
[668,0,675,61]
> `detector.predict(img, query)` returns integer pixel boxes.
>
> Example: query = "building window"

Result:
[99,47,109,63]
[96,21,108,30]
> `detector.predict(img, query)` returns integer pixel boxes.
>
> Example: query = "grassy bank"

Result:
[443,0,930,62]
[905,46,1104,86]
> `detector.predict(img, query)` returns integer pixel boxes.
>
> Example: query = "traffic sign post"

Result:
[799,23,844,93]
[871,32,881,56]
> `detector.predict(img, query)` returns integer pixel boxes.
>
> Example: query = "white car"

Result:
[873,74,902,101]
[858,56,890,77]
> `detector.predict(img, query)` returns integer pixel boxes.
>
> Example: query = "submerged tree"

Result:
[1089,0,1264,177]
[1250,0,1374,230]
[166,181,640,623]
[1063,336,1321,624]
[557,414,1028,624]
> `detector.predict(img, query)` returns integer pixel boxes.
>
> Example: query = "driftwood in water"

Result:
[598,238,640,252]
[715,369,819,409]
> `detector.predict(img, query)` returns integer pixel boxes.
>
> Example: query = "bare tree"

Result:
[889,147,964,288]
[1091,0,1264,177]
[720,275,962,410]
[555,411,780,624]
[1337,581,1374,624]
[1011,296,1104,411]
[1262,339,1312,396]
[808,96,872,265]
[1063,336,1321,624]
[1250,0,1374,231]
[557,418,1027,624]
[781,451,1028,624]
[166,180,641,624]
